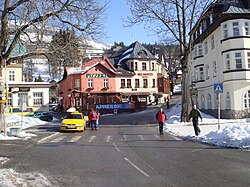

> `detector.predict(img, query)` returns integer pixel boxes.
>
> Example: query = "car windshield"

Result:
[64,114,82,119]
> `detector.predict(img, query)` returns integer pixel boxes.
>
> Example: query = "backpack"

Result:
[92,112,96,118]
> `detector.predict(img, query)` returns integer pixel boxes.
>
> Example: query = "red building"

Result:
[58,56,125,113]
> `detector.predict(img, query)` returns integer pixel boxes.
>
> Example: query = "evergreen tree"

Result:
[48,28,80,80]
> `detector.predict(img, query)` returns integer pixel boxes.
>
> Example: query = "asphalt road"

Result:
[1,98,250,187]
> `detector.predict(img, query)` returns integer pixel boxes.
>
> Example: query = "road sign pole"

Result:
[218,93,220,130]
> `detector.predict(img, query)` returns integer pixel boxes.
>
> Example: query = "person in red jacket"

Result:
[88,109,98,130]
[155,107,166,135]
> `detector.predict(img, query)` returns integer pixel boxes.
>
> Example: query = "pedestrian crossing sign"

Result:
[214,83,223,93]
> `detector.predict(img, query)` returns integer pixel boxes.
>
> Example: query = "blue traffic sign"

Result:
[214,83,223,93]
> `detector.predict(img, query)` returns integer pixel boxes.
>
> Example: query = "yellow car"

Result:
[60,112,86,132]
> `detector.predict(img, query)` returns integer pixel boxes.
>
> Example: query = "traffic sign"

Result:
[214,83,223,93]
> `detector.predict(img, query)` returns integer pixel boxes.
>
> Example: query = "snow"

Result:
[165,102,250,149]
[0,103,249,185]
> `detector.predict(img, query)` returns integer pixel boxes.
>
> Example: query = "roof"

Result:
[118,41,156,64]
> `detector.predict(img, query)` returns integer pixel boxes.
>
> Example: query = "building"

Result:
[2,63,50,111]
[110,41,161,107]
[190,0,250,118]
[58,56,132,113]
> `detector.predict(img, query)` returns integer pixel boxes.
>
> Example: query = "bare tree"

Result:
[0,0,107,73]
[126,0,212,121]
[0,0,107,135]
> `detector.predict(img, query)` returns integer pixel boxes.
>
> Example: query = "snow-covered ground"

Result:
[0,104,250,186]
[165,102,250,149]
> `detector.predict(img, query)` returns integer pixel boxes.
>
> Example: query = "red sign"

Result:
[137,73,153,78]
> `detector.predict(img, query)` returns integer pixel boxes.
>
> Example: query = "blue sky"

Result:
[103,0,158,46]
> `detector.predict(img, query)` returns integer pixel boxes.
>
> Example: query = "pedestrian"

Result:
[88,108,98,130]
[95,110,100,130]
[166,97,170,109]
[155,107,166,135]
[189,104,202,136]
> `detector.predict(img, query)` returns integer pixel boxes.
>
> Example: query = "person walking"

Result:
[155,108,166,135]
[95,110,100,130]
[189,104,202,136]
[88,109,98,130]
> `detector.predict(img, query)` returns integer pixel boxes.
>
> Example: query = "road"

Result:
[0,97,250,187]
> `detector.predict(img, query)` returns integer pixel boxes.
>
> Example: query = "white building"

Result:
[190,0,250,118]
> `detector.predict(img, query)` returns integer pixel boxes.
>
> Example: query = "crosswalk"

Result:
[37,133,162,144]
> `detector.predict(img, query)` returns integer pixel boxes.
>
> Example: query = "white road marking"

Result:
[113,142,120,152]
[154,134,160,139]
[37,132,59,144]
[105,136,112,142]
[124,157,150,177]
[67,136,82,143]
[89,136,96,142]
[191,149,203,153]
[123,135,127,141]
[50,136,65,143]
[139,135,144,141]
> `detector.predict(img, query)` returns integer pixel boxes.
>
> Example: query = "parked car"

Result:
[7,107,34,116]
[60,111,86,132]
[33,111,53,122]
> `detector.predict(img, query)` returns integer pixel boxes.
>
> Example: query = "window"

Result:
[152,79,156,87]
[152,63,155,70]
[245,22,250,35]
[87,79,93,88]
[131,62,134,70]
[213,61,217,77]
[8,70,15,81]
[198,44,203,56]
[127,79,131,88]
[226,92,231,109]
[201,95,205,109]
[223,24,228,38]
[206,65,210,80]
[75,79,80,89]
[233,22,240,36]
[135,62,138,70]
[211,35,215,50]
[143,79,148,88]
[194,46,197,58]
[204,40,208,54]
[207,94,212,109]
[7,93,12,106]
[247,52,250,68]
[18,93,28,106]
[135,79,140,88]
[235,52,242,69]
[142,62,147,70]
[104,79,109,88]
[244,90,250,108]
[199,67,204,80]
[121,79,125,88]
[33,92,43,106]
[225,54,230,70]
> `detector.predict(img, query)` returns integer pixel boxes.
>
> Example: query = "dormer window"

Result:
[138,50,147,57]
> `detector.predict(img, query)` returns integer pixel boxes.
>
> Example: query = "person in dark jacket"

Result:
[189,104,202,136]
[88,109,98,130]
[155,108,166,135]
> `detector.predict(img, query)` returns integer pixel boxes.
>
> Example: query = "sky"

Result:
[103,0,158,46]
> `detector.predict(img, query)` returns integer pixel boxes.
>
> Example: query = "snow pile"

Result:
[0,168,52,187]
[201,124,250,149]
[165,102,250,149]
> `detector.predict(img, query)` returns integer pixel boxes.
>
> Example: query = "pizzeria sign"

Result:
[86,74,109,78]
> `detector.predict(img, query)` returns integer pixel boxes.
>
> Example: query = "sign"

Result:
[214,83,223,93]
[95,103,134,110]
[86,74,109,78]
[137,73,153,78]
[19,87,30,92]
